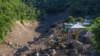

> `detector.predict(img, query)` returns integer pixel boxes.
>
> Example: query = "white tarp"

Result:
[64,23,73,26]
[71,23,85,28]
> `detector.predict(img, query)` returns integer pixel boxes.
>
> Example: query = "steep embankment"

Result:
[0,21,39,56]
[0,0,38,55]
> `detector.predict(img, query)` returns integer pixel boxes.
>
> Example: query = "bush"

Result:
[76,17,84,22]
[65,16,75,23]
[91,17,100,50]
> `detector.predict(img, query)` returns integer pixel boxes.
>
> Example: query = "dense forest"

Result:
[23,0,100,17]
[0,0,100,53]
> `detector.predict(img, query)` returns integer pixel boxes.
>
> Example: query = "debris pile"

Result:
[14,22,93,56]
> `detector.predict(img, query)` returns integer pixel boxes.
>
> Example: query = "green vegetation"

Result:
[67,0,100,17]
[91,17,100,50]
[0,0,38,42]
[23,0,100,17]
[76,17,84,23]
[65,16,84,23]
[22,0,100,18]
[65,16,75,23]
[35,0,68,12]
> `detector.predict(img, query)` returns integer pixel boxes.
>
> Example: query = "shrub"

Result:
[65,16,75,23]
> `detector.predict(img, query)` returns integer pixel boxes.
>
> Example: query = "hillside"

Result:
[0,0,38,42]
[0,0,100,56]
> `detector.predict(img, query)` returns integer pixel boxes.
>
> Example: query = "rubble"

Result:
[13,22,93,56]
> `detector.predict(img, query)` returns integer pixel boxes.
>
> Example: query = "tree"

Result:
[76,17,84,23]
[33,0,68,12]
[65,16,75,23]
[91,17,100,51]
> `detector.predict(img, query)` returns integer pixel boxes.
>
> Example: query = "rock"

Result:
[36,52,40,56]
[52,49,56,56]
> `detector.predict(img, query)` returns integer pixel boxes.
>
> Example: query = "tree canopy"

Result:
[22,0,100,17]
[91,17,100,50]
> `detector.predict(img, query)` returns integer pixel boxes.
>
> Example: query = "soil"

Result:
[0,21,39,56]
